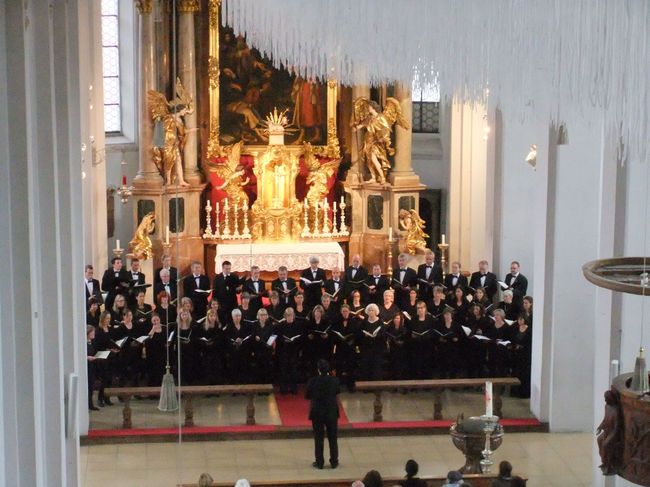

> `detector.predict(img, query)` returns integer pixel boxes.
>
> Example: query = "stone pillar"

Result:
[389,83,420,186]
[133,0,163,187]
[178,0,202,185]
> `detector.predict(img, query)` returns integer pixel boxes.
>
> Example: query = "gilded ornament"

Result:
[208,0,220,28]
[130,212,156,260]
[208,55,220,90]
[209,141,250,207]
[148,78,193,187]
[177,0,200,13]
[135,0,153,14]
[313,117,341,159]
[399,209,429,255]
[351,97,410,184]
[303,142,340,207]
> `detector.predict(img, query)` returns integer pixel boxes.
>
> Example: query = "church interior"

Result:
[1,0,650,486]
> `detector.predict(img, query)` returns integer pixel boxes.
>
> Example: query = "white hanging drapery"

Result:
[223,0,650,163]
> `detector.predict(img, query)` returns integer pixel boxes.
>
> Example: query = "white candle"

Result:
[442,233,446,245]
[116,239,121,250]
[389,226,393,241]
[485,381,493,417]
[165,226,170,245]
[340,195,344,205]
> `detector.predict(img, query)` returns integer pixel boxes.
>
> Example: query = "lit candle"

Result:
[485,381,493,417]
[340,195,344,205]
[116,239,121,250]
[442,233,446,245]
[122,175,127,186]
[389,227,393,242]
[165,226,170,245]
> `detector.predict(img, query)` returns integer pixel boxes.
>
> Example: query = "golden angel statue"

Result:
[303,142,340,206]
[129,212,156,260]
[148,78,193,187]
[399,209,429,255]
[350,97,410,184]
[211,140,250,207]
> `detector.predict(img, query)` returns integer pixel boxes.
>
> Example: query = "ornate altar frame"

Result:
[205,0,339,159]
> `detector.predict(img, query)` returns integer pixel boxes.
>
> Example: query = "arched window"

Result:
[101,0,121,133]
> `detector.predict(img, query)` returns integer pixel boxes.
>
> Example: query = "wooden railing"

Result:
[180,473,526,487]
[104,384,274,429]
[355,378,520,421]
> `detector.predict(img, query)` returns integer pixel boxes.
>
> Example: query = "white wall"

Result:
[105,145,139,249]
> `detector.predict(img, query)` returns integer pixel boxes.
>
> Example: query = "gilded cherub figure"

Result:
[399,209,429,255]
[148,78,194,187]
[129,212,156,260]
[350,97,410,184]
[211,140,250,207]
[303,142,340,207]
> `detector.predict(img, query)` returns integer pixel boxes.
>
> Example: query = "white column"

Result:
[133,0,163,187]
[178,0,201,185]
[0,0,89,484]
[389,83,420,186]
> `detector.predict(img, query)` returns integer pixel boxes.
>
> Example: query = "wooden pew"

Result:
[103,384,274,429]
[355,378,520,421]
[179,473,527,486]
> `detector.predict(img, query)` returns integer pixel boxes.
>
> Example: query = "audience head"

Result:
[510,261,520,274]
[404,459,419,479]
[498,460,513,478]
[234,480,250,487]
[446,470,463,483]
[197,473,213,487]
[362,469,383,487]
[317,359,330,375]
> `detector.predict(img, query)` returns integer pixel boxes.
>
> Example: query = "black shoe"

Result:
[89,405,100,411]
[330,461,339,469]
[312,462,323,469]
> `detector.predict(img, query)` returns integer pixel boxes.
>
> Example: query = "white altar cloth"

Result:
[215,242,345,273]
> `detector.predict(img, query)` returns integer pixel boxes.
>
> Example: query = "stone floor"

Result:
[89,388,534,430]
[81,432,595,487]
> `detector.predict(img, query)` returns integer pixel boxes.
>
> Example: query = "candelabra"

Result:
[241,200,251,239]
[479,415,500,473]
[312,200,320,237]
[387,235,394,282]
[203,201,214,239]
[116,179,134,204]
[321,199,331,236]
[112,245,124,259]
[301,199,311,238]
[331,202,339,237]
[213,202,220,239]
[339,197,348,235]
[438,241,450,278]
[232,201,241,238]
[222,199,231,239]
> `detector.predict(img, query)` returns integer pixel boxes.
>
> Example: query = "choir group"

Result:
[84,251,533,410]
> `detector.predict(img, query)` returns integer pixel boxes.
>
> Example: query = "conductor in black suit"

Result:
[183,261,211,318]
[300,256,326,308]
[504,261,528,303]
[84,265,103,310]
[212,260,240,315]
[469,260,498,301]
[416,250,443,300]
[306,359,340,469]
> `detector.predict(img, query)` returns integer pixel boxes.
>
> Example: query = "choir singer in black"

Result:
[306,359,340,470]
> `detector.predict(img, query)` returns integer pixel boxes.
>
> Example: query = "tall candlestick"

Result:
[222,199,231,238]
[442,233,446,245]
[332,202,339,236]
[214,202,220,238]
[165,226,170,245]
[485,381,493,417]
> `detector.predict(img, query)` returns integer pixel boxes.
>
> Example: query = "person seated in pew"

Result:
[358,303,386,381]
[407,300,434,380]
[397,459,427,487]
[277,307,304,394]
[272,265,297,308]
[344,254,369,302]
[378,289,400,325]
[365,264,391,305]
[323,267,345,308]
[330,304,360,392]
[497,289,520,321]
[252,308,276,384]
[386,312,410,380]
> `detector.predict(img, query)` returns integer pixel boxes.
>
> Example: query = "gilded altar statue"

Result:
[303,142,340,206]
[148,78,193,187]
[351,97,410,184]
[399,209,429,255]
[130,212,156,260]
[209,140,250,207]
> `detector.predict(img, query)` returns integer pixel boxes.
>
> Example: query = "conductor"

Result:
[306,359,340,469]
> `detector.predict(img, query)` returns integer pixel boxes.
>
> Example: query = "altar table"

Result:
[214,241,345,273]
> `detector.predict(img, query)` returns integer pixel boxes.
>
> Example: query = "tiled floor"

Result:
[81,432,595,487]
[89,389,534,430]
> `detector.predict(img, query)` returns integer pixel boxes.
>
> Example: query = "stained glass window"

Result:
[101,0,121,133]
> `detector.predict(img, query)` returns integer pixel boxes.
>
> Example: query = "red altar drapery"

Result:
[205,153,339,222]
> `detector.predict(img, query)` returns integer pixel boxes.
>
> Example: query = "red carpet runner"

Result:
[274,386,349,427]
